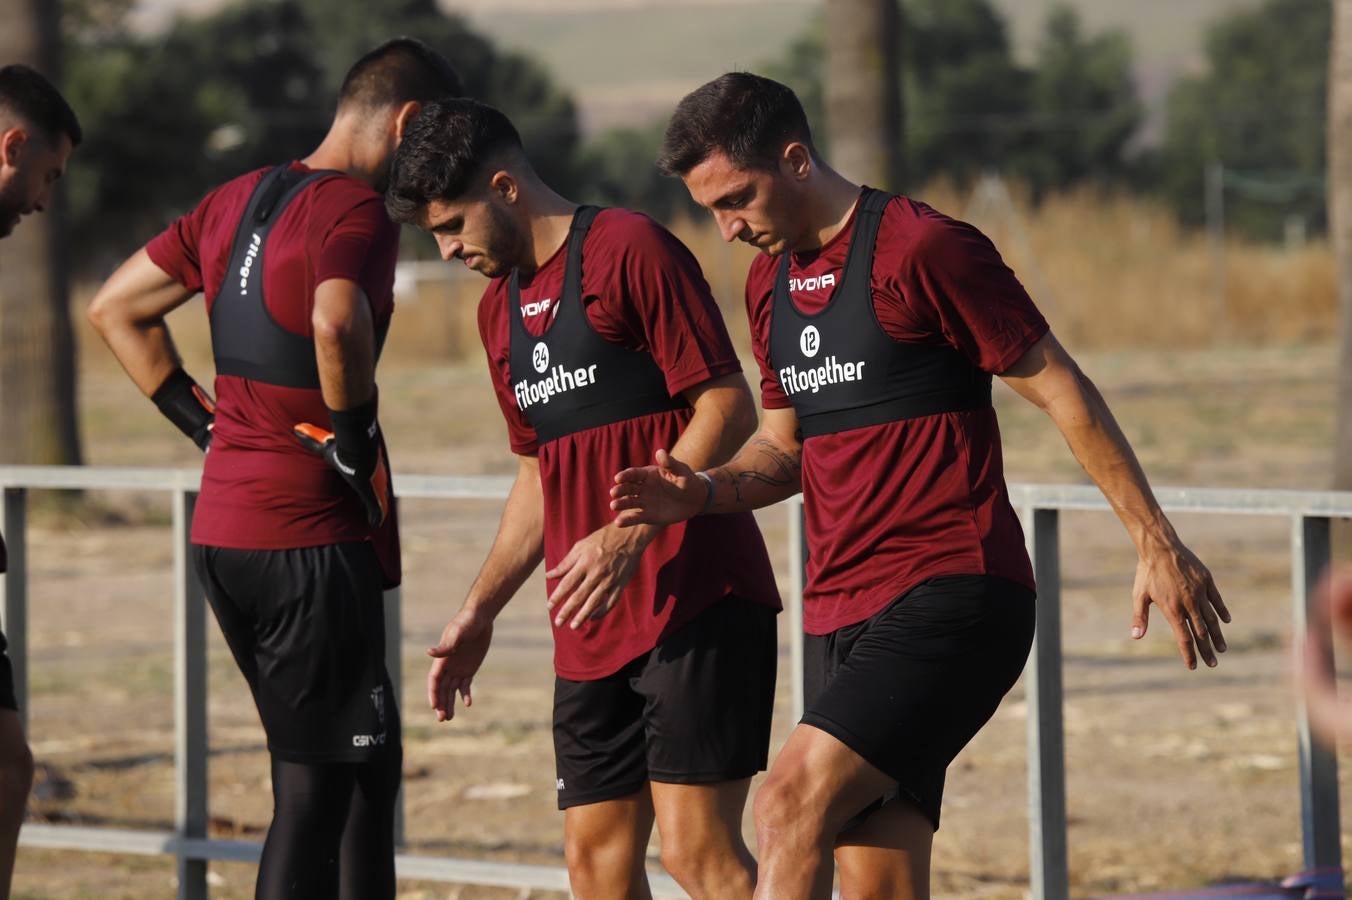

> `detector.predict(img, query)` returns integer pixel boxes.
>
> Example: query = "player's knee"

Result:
[753,774,818,846]
[661,833,753,896]
[564,825,627,892]
[658,831,710,888]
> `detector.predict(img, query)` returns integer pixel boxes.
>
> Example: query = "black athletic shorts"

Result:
[0,630,16,712]
[552,594,778,810]
[802,574,1035,830]
[192,542,399,763]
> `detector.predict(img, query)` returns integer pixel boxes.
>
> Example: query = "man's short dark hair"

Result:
[658,72,814,176]
[0,64,82,147]
[385,99,524,224]
[338,37,464,111]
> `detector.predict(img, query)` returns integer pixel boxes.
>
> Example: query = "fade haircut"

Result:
[385,99,524,224]
[658,72,815,176]
[338,37,464,112]
[0,64,82,147]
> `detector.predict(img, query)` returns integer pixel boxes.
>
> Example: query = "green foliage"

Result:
[574,120,696,220]
[759,0,1141,197]
[1020,7,1141,193]
[60,0,580,267]
[1155,0,1329,239]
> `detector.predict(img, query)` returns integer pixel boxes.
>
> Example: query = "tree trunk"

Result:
[823,0,904,190]
[0,0,82,466]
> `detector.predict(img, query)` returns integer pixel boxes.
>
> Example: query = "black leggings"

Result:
[255,746,402,900]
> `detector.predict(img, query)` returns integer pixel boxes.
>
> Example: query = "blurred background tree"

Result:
[55,0,1335,251]
[760,0,1140,199]
[60,0,581,268]
[1155,0,1329,241]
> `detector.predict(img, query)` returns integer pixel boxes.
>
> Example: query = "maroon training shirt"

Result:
[480,208,781,680]
[147,162,401,580]
[747,193,1044,635]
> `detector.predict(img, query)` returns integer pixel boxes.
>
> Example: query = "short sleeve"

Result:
[584,212,742,397]
[315,188,400,322]
[744,255,791,409]
[146,197,211,294]
[899,213,1049,374]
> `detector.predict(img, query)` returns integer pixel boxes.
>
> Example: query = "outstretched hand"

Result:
[610,449,706,527]
[1130,540,1231,669]
[426,607,493,722]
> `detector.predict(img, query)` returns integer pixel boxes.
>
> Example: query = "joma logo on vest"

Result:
[238,232,261,295]
[789,272,836,293]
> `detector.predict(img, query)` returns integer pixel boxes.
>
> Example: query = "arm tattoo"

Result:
[711,437,801,507]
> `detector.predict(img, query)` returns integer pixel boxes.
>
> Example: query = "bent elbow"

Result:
[310,308,352,348]
[730,394,759,446]
[86,290,117,336]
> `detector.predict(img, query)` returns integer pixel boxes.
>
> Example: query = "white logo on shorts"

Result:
[532,342,550,373]
[800,325,821,358]
[556,778,565,791]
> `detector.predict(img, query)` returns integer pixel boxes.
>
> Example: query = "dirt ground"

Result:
[8,338,1352,898]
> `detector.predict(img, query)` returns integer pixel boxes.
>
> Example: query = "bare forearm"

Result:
[704,428,803,513]
[314,327,373,410]
[464,466,546,620]
[1048,377,1176,551]
[86,248,196,395]
[670,378,757,471]
[312,278,375,410]
[99,319,184,396]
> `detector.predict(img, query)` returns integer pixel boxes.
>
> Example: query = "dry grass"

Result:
[389,185,1339,361]
[917,181,1336,350]
[91,186,1332,376]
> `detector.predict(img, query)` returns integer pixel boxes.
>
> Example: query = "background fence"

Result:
[0,465,1345,899]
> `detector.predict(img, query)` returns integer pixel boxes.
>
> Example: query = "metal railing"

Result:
[0,465,1346,899]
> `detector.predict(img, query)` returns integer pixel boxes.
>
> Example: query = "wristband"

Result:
[694,471,715,514]
[328,398,379,474]
[151,367,215,452]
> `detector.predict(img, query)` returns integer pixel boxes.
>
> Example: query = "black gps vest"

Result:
[767,188,992,439]
[508,206,689,445]
[209,164,389,389]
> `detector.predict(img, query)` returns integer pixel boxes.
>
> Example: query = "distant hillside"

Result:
[458,0,1264,137]
[135,0,1267,138]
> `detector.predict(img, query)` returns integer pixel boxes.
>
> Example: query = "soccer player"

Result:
[87,40,460,899]
[386,98,781,900]
[0,62,81,900]
[611,72,1232,900]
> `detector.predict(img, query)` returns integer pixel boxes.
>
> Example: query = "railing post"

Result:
[1292,515,1342,876]
[1024,507,1068,900]
[788,499,806,722]
[174,489,208,900]
[1,488,29,730]
[384,584,405,848]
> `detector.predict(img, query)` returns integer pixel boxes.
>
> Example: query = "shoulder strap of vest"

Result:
[210,164,345,390]
[838,188,893,295]
[560,205,602,307]
[248,164,344,226]
[774,245,791,305]
[510,205,603,332]
[773,190,892,307]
